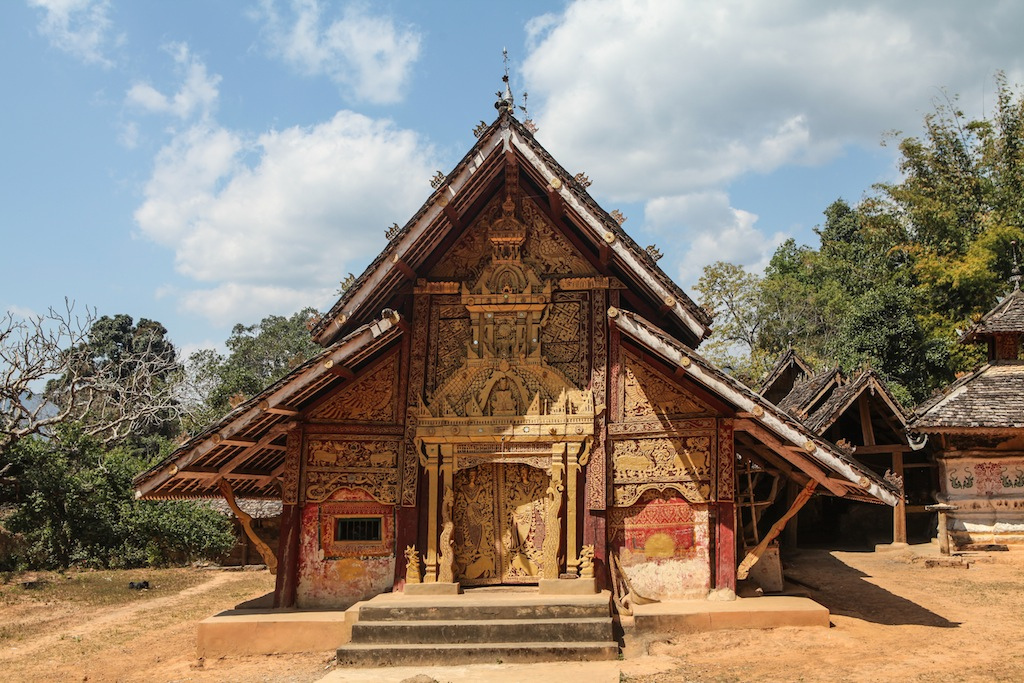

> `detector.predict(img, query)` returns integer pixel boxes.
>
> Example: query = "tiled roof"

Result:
[962,287,1024,341]
[777,368,841,416]
[911,362,1024,430]
[310,111,711,348]
[804,369,909,434]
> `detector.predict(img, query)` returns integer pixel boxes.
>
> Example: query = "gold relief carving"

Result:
[401,294,431,506]
[543,462,565,579]
[620,352,713,421]
[717,418,735,501]
[307,439,398,468]
[541,292,590,388]
[320,501,393,558]
[281,430,301,505]
[437,487,455,583]
[453,463,549,585]
[611,436,713,507]
[427,296,471,393]
[520,199,597,277]
[304,438,401,504]
[608,418,716,436]
[587,290,608,511]
[305,470,398,504]
[311,356,398,423]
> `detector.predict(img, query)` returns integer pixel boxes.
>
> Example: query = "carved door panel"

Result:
[453,463,548,585]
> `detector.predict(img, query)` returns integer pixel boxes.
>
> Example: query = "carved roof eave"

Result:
[311,112,712,348]
[609,308,900,507]
[806,370,910,436]
[133,311,404,500]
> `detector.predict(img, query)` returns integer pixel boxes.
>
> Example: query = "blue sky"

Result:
[3,1,1024,357]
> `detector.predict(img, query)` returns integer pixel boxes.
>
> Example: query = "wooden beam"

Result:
[219,479,278,575]
[734,419,847,496]
[216,425,293,478]
[737,479,818,579]
[858,394,876,446]
[854,444,912,455]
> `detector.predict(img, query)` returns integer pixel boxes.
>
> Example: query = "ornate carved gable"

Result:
[429,193,597,282]
[309,352,400,423]
[620,350,715,422]
[416,187,594,448]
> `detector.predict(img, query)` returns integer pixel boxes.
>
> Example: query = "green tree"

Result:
[4,426,234,570]
[187,308,321,425]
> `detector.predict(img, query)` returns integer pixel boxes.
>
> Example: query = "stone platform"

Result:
[626,595,830,639]
[196,590,829,660]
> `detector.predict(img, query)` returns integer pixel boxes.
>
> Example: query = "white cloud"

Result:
[253,0,421,104]
[646,192,786,287]
[135,111,438,324]
[125,43,221,121]
[5,304,40,320]
[521,0,1024,283]
[28,0,117,67]
[523,0,1024,202]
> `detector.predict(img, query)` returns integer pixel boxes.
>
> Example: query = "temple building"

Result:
[133,103,897,616]
[760,352,936,548]
[910,274,1024,548]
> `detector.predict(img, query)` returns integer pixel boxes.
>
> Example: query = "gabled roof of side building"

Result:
[308,111,712,349]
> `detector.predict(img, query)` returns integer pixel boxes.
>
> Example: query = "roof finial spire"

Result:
[495,47,514,114]
[1012,240,1021,291]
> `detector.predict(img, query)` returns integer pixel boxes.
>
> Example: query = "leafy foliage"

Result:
[3,427,234,570]
[186,308,321,426]
[698,75,1024,402]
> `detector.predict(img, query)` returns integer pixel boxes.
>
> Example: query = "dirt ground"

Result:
[2,544,1024,682]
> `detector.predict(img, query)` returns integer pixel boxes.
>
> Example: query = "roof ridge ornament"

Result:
[495,48,515,114]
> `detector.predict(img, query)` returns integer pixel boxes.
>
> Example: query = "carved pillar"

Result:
[565,441,586,576]
[544,446,566,579]
[716,418,737,593]
[437,445,455,583]
[422,443,441,582]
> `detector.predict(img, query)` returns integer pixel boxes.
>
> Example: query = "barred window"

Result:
[334,517,382,542]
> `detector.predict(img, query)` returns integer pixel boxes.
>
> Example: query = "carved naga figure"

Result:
[404,545,421,584]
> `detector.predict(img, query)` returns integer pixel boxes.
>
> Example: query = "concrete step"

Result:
[358,601,609,622]
[336,641,620,667]
[350,617,612,644]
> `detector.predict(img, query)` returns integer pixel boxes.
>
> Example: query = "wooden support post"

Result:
[273,503,300,608]
[218,479,277,574]
[566,442,583,576]
[737,480,818,580]
[715,502,737,593]
[892,451,907,545]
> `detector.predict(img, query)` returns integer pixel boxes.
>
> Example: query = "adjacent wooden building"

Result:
[910,282,1024,548]
[134,108,897,611]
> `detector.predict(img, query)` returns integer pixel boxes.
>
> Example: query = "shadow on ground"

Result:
[782,549,959,628]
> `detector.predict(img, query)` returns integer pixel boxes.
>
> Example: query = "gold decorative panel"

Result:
[304,437,400,504]
[310,354,400,423]
[611,433,714,507]
[453,463,548,585]
[620,351,714,421]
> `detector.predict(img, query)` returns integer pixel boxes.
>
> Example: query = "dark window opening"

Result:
[334,517,382,542]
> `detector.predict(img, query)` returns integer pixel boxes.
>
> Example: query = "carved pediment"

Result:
[621,351,714,421]
[310,354,399,423]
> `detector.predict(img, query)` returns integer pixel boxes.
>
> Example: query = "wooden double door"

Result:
[452,462,549,585]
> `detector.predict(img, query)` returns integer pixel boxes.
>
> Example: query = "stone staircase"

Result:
[336,590,619,667]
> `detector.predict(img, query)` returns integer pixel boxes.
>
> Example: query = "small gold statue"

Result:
[404,545,421,584]
[579,544,595,579]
